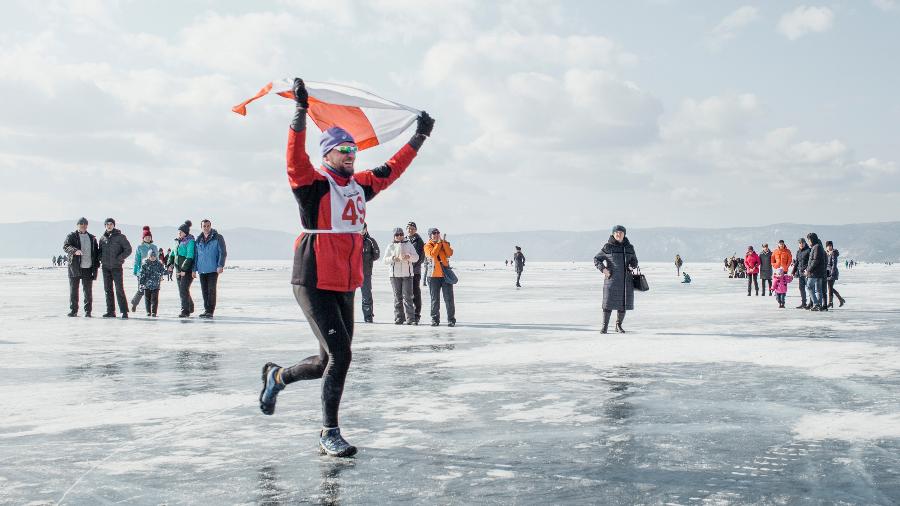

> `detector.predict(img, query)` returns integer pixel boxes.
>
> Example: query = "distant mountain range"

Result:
[3,220,898,262]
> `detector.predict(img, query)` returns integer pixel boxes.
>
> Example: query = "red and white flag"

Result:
[233,79,421,150]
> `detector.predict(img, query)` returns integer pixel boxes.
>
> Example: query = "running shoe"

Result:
[259,362,285,415]
[319,427,357,457]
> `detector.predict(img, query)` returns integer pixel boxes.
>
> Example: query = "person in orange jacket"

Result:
[424,227,456,326]
[771,240,793,273]
[744,246,761,296]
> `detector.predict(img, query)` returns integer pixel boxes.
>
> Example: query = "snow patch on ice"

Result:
[792,411,900,441]
[497,400,599,424]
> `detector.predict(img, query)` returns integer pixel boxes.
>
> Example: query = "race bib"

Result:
[308,168,366,233]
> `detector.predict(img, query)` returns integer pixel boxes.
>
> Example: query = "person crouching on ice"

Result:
[258,78,435,458]
[772,267,793,309]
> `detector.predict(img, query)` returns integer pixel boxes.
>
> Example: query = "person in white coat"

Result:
[383,227,419,325]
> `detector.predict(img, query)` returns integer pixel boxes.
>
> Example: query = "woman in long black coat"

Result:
[593,225,639,334]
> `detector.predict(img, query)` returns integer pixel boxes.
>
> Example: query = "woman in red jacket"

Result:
[744,246,761,296]
[258,78,434,457]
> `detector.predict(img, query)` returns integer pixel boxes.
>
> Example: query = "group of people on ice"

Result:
[739,234,845,310]
[62,218,226,319]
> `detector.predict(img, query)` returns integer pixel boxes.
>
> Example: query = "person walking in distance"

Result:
[139,249,167,317]
[406,222,426,324]
[792,238,811,309]
[131,226,158,312]
[194,219,227,318]
[63,217,100,317]
[424,228,456,327]
[675,254,683,277]
[360,224,380,323]
[593,225,639,334]
[257,78,435,457]
[513,246,526,287]
[169,221,196,318]
[384,227,419,324]
[758,243,773,296]
[98,218,133,318]
[744,246,760,296]
[825,240,846,308]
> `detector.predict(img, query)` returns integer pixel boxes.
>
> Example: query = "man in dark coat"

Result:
[406,221,426,324]
[513,246,526,287]
[593,225,639,334]
[792,239,811,309]
[758,244,773,296]
[804,232,827,311]
[360,224,380,323]
[98,217,133,318]
[62,217,100,317]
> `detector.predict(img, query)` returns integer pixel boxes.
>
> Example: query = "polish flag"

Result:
[232,79,421,150]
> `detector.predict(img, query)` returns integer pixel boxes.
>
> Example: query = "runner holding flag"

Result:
[258,78,434,457]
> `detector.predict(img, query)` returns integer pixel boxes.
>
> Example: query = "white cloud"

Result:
[872,0,898,11]
[708,6,760,47]
[662,93,761,139]
[778,6,835,40]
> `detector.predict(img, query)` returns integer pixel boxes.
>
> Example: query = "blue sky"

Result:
[1,0,898,233]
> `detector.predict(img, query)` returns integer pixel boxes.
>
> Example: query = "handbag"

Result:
[632,267,649,292]
[441,264,458,285]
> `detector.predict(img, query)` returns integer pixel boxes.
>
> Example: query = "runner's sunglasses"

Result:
[335,146,358,154]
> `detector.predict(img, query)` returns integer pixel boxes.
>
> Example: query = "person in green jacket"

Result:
[167,220,196,317]
[131,226,159,312]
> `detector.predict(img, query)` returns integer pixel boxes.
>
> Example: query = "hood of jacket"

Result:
[104,228,122,238]
[196,229,219,244]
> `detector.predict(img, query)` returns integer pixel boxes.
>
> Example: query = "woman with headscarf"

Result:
[593,225,639,334]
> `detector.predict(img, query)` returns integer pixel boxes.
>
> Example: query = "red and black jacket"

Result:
[287,127,418,291]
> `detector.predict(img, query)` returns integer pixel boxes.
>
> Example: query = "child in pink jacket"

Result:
[772,267,794,308]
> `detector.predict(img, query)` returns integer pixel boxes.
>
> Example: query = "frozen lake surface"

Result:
[1,259,899,505]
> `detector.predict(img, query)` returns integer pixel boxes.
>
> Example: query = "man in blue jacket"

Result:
[194,219,227,318]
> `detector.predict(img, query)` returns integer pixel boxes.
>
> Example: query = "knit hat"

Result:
[104,217,115,226]
[407,221,417,228]
[76,217,88,225]
[320,127,356,157]
[612,225,626,234]
[428,227,439,236]
[178,220,192,235]
[142,226,152,239]
[393,227,404,236]
[148,249,157,258]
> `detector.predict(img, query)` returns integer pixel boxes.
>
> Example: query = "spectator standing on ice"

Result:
[169,220,196,318]
[406,221,426,324]
[131,226,158,312]
[425,227,456,327]
[759,244,773,296]
[360,224,380,323]
[804,232,827,311]
[513,246,526,287]
[257,78,434,458]
[744,246,760,296]
[194,219,227,319]
[63,217,100,317]
[384,227,419,324]
[675,254,683,277]
[139,249,166,317]
[825,241,846,308]
[792,238,811,309]
[771,240,793,275]
[98,218,132,319]
[593,225,639,334]
[772,267,793,309]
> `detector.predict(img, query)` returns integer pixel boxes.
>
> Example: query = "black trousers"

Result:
[761,278,772,294]
[144,288,159,314]
[199,272,219,314]
[428,277,456,323]
[412,273,422,321]
[360,273,374,319]
[102,267,128,314]
[797,275,807,305]
[516,268,523,285]
[747,273,759,294]
[827,279,843,306]
[178,274,195,314]
[281,285,354,428]
[68,269,94,313]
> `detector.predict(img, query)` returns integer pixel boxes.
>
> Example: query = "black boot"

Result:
[601,311,611,334]
[615,311,626,333]
[839,297,845,307]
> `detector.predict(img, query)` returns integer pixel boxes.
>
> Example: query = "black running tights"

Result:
[281,285,354,428]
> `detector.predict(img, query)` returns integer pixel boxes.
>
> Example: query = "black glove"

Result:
[292,78,309,109]
[416,111,435,137]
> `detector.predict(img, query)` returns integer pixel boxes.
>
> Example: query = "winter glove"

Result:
[416,111,434,137]
[292,78,309,109]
